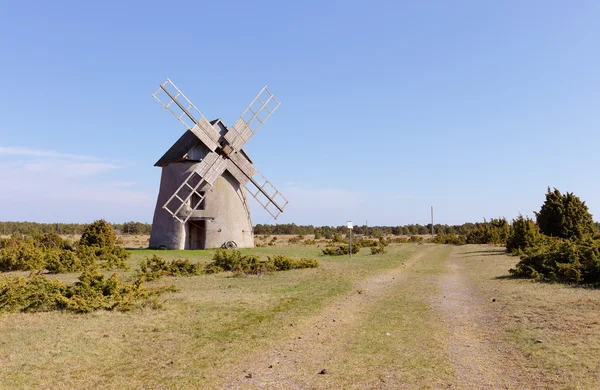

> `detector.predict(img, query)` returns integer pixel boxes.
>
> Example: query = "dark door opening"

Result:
[187,220,206,249]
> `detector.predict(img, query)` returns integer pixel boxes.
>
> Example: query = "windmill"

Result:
[148,79,288,250]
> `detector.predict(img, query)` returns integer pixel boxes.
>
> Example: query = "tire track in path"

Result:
[433,249,527,389]
[223,246,440,389]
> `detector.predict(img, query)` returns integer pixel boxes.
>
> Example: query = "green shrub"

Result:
[209,249,244,271]
[389,237,409,244]
[206,250,319,276]
[269,255,319,270]
[97,246,131,270]
[36,233,70,250]
[371,245,386,254]
[45,249,83,274]
[466,218,510,245]
[138,255,203,281]
[231,254,274,277]
[79,220,116,249]
[506,215,546,254]
[332,233,345,243]
[322,244,359,256]
[510,237,600,286]
[370,229,384,239]
[206,250,272,276]
[0,231,130,274]
[303,239,316,245]
[294,258,320,268]
[0,271,176,314]
[409,235,424,244]
[0,236,45,271]
[355,238,378,248]
[431,234,467,245]
[535,188,596,240]
[0,275,68,312]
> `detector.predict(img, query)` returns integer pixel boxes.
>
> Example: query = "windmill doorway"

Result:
[187,220,206,250]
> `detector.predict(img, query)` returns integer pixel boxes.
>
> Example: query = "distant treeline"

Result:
[0,221,152,236]
[256,222,494,236]
[3,220,600,237]
[256,221,600,236]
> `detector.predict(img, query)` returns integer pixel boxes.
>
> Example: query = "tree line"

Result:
[253,222,499,237]
[0,221,152,236]
[0,221,518,237]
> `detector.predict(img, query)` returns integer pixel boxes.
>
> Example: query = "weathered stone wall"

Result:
[149,163,254,250]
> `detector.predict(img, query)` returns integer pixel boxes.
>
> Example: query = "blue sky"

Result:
[1,1,599,226]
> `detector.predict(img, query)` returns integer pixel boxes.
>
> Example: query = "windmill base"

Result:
[149,162,254,250]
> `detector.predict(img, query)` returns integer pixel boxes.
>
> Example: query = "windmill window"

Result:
[191,191,206,210]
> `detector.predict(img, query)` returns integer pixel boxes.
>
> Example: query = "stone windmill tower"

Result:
[148,79,288,250]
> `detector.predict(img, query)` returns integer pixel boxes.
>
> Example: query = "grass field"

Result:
[1,242,599,389]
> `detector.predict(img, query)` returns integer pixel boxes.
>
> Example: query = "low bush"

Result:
[205,250,319,276]
[269,255,319,270]
[45,249,83,273]
[505,215,546,254]
[355,238,378,248]
[138,255,203,281]
[99,246,131,270]
[0,236,45,271]
[409,235,424,244]
[232,254,274,276]
[303,239,316,245]
[466,218,510,245]
[0,226,130,274]
[332,233,345,243]
[322,244,359,256]
[510,237,600,286]
[0,270,176,314]
[79,220,116,249]
[431,234,467,245]
[371,245,386,254]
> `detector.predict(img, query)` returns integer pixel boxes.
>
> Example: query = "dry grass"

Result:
[456,245,600,388]
[0,244,416,389]
[1,242,599,389]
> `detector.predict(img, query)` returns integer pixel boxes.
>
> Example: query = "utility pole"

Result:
[431,206,434,237]
[347,221,353,258]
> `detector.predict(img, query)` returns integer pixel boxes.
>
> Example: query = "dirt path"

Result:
[433,249,528,389]
[223,246,536,389]
[223,246,439,389]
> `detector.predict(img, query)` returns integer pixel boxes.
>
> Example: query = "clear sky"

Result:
[1,1,599,226]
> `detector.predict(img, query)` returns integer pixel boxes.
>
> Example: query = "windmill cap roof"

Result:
[154,119,253,167]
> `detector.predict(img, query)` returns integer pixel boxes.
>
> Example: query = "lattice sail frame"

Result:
[162,153,228,224]
[153,79,221,151]
[153,78,288,223]
[225,87,280,151]
[244,171,289,220]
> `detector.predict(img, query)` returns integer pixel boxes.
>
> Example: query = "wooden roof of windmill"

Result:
[155,119,253,167]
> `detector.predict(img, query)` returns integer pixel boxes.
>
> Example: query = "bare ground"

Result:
[433,254,530,389]
[223,246,440,389]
